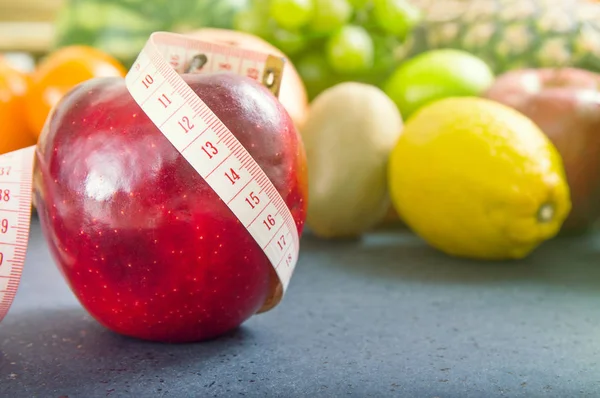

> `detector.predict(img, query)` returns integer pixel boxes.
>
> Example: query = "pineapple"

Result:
[405,0,600,74]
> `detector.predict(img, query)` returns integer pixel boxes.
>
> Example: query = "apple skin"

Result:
[32,72,308,343]
[484,67,600,233]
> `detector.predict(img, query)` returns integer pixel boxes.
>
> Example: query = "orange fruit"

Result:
[0,58,36,155]
[25,45,127,138]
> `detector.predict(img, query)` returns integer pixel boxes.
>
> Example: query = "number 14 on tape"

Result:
[125,32,300,309]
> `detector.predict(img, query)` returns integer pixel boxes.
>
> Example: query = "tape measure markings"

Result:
[0,145,34,323]
[126,32,299,293]
[152,33,267,78]
[0,31,299,323]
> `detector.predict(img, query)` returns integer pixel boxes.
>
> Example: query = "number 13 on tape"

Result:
[128,32,301,310]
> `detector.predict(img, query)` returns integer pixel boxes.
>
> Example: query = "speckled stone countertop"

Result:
[2,214,600,397]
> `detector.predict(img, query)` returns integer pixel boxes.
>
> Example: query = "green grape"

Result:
[348,0,371,8]
[252,0,272,13]
[272,29,308,55]
[296,53,339,99]
[269,0,314,30]
[372,33,403,68]
[326,25,374,74]
[309,0,353,34]
[372,0,421,39]
[233,6,270,37]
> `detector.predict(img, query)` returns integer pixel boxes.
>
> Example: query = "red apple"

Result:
[483,67,600,233]
[32,72,308,343]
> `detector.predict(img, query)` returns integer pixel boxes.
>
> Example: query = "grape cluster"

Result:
[233,0,421,99]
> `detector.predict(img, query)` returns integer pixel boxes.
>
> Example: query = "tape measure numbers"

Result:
[0,31,301,323]
[126,32,301,311]
[0,146,35,323]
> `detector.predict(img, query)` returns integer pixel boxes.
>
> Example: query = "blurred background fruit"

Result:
[25,44,127,138]
[0,57,36,155]
[232,0,599,102]
[483,67,600,235]
[388,97,571,260]
[383,48,495,120]
[186,28,309,130]
[1,0,599,247]
[51,0,247,66]
[232,0,422,100]
[7,0,597,107]
[300,81,403,238]
[406,0,600,75]
[41,0,422,101]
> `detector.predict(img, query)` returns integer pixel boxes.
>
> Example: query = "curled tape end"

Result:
[258,276,284,314]
[262,55,286,98]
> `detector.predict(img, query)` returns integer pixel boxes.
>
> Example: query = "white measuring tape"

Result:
[0,146,35,323]
[0,31,301,324]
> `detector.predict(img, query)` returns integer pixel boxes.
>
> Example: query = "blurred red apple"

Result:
[32,72,308,343]
[484,67,600,234]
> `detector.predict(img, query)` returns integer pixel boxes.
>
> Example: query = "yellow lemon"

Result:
[388,97,571,260]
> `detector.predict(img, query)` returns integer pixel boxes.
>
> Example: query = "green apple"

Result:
[383,49,495,120]
[296,52,342,100]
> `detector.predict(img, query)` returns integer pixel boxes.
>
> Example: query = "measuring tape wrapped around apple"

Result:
[0,32,307,343]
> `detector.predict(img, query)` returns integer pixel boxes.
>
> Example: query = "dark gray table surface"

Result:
[2,214,600,397]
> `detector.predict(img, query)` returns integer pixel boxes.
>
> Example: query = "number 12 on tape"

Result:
[125,32,300,308]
